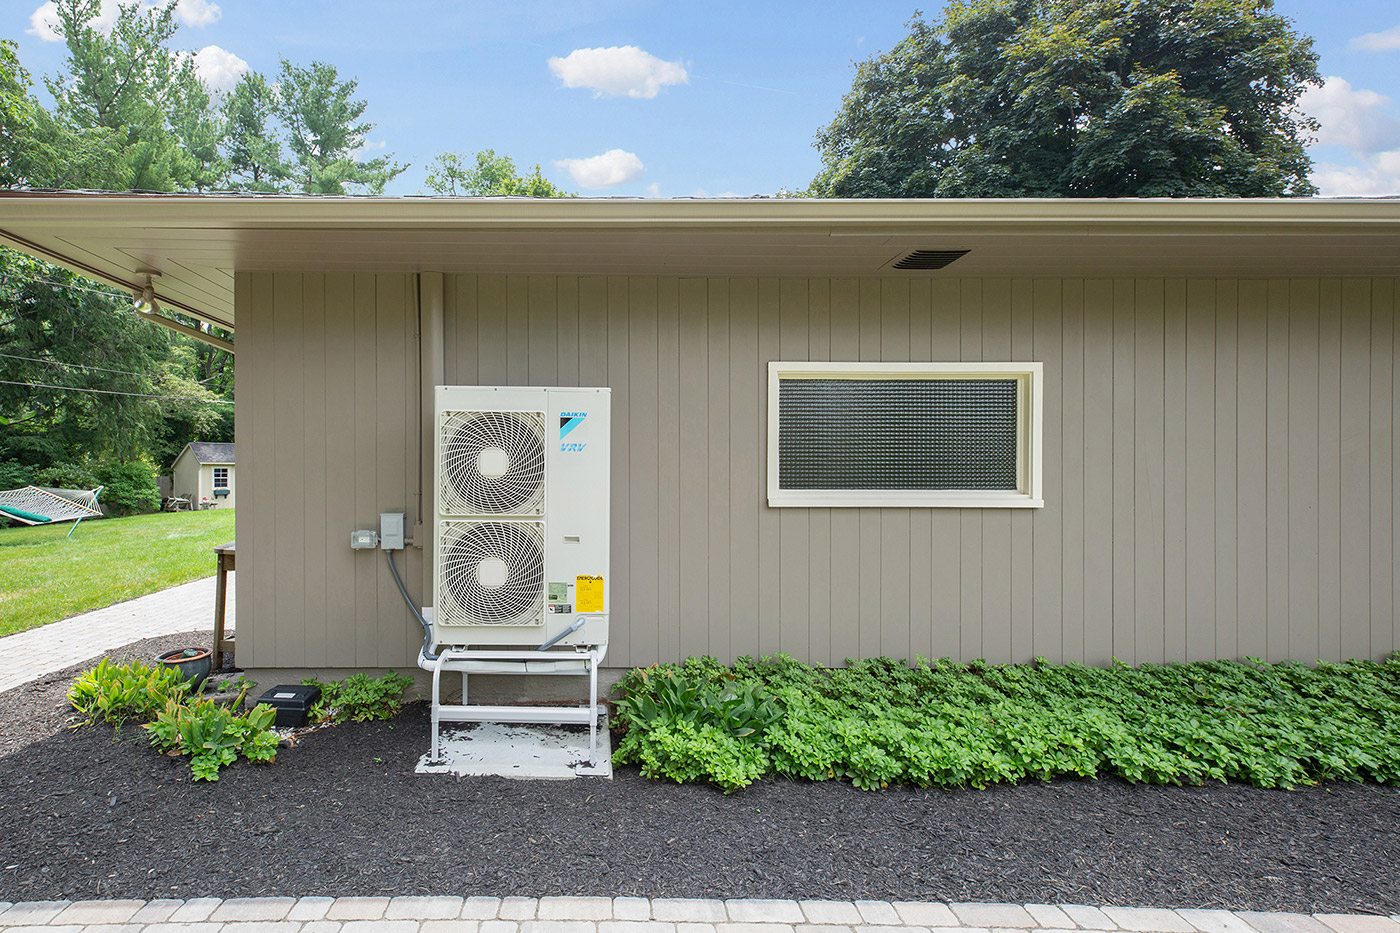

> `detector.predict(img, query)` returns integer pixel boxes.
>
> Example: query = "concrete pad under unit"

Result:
[416,722,612,780]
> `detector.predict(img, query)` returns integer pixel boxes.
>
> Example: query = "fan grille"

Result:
[437,520,546,627]
[439,410,546,515]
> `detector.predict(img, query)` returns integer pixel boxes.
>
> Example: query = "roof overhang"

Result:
[2,192,1398,337]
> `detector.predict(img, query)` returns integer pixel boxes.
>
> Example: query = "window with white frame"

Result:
[767,362,1043,508]
[213,467,229,489]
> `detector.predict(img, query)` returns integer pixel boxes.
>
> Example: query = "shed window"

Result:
[213,467,229,489]
[767,362,1043,508]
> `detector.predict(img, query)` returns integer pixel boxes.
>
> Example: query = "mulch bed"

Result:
[1,634,1398,910]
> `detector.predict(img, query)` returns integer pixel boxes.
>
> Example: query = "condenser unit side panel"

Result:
[545,387,611,618]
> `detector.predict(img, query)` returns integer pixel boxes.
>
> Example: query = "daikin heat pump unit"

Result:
[432,386,610,650]
[420,386,611,768]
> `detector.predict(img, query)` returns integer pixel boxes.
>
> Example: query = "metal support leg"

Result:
[588,650,599,765]
[429,653,447,764]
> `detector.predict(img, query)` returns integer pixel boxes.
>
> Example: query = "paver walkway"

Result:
[0,896,1395,933]
[0,575,234,693]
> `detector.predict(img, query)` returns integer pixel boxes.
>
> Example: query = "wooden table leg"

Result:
[213,553,228,670]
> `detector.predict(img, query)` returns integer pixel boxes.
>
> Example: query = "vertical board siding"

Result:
[237,273,1400,671]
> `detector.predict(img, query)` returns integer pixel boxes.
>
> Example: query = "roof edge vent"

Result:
[892,249,970,271]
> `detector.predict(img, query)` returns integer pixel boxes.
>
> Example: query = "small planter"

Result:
[157,647,213,690]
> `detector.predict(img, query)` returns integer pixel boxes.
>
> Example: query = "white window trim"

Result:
[212,467,230,487]
[766,361,1044,509]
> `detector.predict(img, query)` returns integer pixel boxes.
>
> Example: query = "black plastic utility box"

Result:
[255,684,321,727]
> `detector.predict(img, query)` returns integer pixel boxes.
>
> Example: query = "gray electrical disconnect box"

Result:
[380,511,405,550]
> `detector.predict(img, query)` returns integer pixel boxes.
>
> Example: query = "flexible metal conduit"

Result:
[385,548,437,662]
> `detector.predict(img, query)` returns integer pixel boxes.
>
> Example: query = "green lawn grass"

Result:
[0,509,236,637]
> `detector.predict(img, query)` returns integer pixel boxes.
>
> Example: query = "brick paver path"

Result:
[0,575,234,693]
[0,897,1395,933]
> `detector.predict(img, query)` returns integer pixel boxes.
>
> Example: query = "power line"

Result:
[0,379,233,405]
[0,271,126,300]
[0,350,176,381]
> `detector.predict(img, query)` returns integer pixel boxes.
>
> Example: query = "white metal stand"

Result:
[426,646,606,767]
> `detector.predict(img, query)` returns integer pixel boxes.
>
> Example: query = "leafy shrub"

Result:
[0,459,35,490]
[146,698,278,781]
[302,671,415,723]
[610,653,1400,793]
[94,458,160,515]
[70,659,278,781]
[33,459,101,490]
[69,658,190,726]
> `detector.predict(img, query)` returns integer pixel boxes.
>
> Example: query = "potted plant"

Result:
[157,647,212,690]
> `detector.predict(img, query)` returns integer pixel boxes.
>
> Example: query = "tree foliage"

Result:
[812,0,1322,198]
[0,37,127,191]
[45,0,223,191]
[222,71,290,192]
[275,59,405,195]
[424,149,574,197]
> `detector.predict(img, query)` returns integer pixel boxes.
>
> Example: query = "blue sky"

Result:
[10,0,1400,197]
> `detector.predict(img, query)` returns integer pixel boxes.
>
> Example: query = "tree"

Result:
[0,38,127,190]
[0,40,40,189]
[44,0,224,192]
[275,59,405,194]
[223,71,291,192]
[811,0,1322,198]
[423,149,574,197]
[167,62,227,192]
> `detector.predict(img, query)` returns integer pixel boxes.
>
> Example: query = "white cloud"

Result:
[1300,78,1400,153]
[192,45,247,91]
[1350,24,1400,52]
[547,46,688,99]
[1311,159,1400,197]
[28,0,120,41]
[645,182,661,197]
[554,149,645,189]
[1301,77,1400,196]
[176,0,220,27]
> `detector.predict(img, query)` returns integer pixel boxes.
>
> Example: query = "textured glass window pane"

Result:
[778,378,1019,490]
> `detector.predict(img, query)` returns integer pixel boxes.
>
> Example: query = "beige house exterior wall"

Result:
[234,271,1400,672]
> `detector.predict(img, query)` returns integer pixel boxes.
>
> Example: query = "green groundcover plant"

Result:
[611,654,1400,793]
[302,671,414,723]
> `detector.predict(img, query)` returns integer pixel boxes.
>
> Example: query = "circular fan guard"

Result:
[439,410,546,515]
[439,521,545,626]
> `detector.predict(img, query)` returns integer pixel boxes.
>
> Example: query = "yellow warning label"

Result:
[576,575,604,612]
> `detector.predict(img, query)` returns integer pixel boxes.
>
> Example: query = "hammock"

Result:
[0,485,104,536]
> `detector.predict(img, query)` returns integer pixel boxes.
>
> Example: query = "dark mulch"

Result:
[1,640,1398,909]
[0,630,227,760]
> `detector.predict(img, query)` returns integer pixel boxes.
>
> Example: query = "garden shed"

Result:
[170,441,236,509]
[1,194,1399,690]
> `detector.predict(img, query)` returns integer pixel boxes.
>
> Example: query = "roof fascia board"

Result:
[1,196,1398,236]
